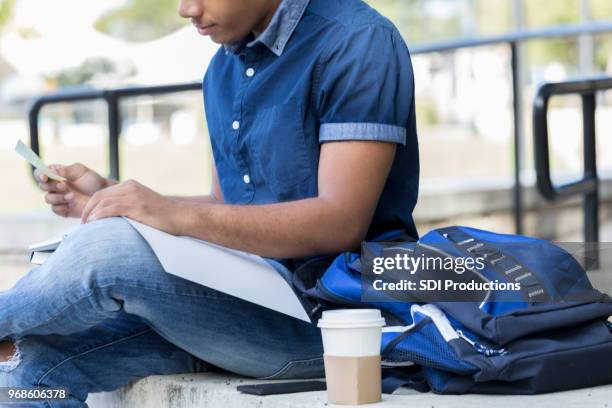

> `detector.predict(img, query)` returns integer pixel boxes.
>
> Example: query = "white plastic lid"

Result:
[317,309,386,329]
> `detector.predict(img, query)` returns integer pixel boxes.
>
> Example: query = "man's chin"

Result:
[208,33,223,44]
[209,32,238,45]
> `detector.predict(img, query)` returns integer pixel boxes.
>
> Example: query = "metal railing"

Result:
[411,20,612,236]
[27,20,612,237]
[28,82,201,181]
[533,76,612,247]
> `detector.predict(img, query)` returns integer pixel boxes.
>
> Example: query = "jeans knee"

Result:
[65,217,139,253]
[56,217,159,288]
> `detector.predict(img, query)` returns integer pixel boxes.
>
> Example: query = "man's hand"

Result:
[36,163,114,218]
[81,179,181,234]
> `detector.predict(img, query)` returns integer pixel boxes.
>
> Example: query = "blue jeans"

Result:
[0,217,324,407]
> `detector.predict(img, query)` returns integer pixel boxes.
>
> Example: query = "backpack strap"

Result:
[382,367,430,394]
[436,227,551,303]
[373,228,418,243]
[291,254,340,320]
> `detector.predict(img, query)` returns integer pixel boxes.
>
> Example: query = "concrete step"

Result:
[86,372,612,408]
[86,266,612,408]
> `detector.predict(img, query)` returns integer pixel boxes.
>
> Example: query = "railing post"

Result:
[511,41,524,234]
[105,92,121,182]
[533,79,612,270]
[582,93,599,268]
[27,101,43,183]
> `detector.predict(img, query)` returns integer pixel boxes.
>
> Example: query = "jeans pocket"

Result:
[258,356,325,380]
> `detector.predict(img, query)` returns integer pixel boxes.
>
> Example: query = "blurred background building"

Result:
[1,0,612,291]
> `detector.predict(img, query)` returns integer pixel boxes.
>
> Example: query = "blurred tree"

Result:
[522,0,580,67]
[525,0,580,27]
[48,57,134,87]
[590,0,612,19]
[0,0,15,30]
[591,0,612,70]
[95,0,186,42]
[367,0,463,44]
[0,0,15,83]
[475,0,511,35]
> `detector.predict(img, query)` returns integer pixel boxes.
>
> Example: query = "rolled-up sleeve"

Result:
[315,25,415,146]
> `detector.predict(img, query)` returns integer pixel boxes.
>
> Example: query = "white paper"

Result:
[124,218,311,322]
[28,235,63,252]
[30,251,53,265]
[28,224,80,252]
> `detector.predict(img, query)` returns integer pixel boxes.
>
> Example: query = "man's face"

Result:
[179,0,276,44]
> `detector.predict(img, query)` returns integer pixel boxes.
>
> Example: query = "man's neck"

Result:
[252,0,282,38]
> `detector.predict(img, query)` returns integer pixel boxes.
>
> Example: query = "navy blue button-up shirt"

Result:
[203,0,420,252]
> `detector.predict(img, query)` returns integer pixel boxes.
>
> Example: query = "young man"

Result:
[0,0,418,405]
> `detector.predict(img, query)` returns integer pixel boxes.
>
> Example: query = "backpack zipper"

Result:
[456,330,507,357]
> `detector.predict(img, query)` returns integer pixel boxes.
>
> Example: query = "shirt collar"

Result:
[224,0,310,57]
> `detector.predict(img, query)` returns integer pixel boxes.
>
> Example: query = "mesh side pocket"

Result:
[384,321,477,375]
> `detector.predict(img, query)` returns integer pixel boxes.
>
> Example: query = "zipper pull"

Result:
[457,330,506,357]
[308,303,323,317]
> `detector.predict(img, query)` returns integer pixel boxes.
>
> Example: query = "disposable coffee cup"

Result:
[318,309,386,405]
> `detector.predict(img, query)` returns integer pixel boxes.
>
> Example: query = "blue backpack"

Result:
[293,226,612,394]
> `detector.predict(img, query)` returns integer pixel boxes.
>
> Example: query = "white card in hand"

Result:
[15,140,66,182]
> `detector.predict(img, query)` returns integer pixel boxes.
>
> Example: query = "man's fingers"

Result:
[38,180,64,192]
[81,194,112,224]
[83,198,116,223]
[38,181,52,192]
[48,164,65,175]
[47,164,69,182]
[51,204,70,217]
[35,166,68,192]
[87,204,126,222]
[36,165,74,184]
[81,194,100,223]
[46,164,85,183]
[44,193,68,206]
[80,183,128,223]
[34,169,48,183]
[55,163,88,181]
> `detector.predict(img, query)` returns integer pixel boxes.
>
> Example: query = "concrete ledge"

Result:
[86,372,612,408]
[3,179,612,253]
[85,271,612,408]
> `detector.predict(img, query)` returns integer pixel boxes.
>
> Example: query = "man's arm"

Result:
[173,141,396,258]
[80,141,396,259]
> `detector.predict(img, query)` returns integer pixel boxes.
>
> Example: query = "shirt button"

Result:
[232,120,240,130]
[243,174,251,184]
[246,68,255,77]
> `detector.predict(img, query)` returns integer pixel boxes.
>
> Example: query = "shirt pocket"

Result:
[248,101,313,196]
